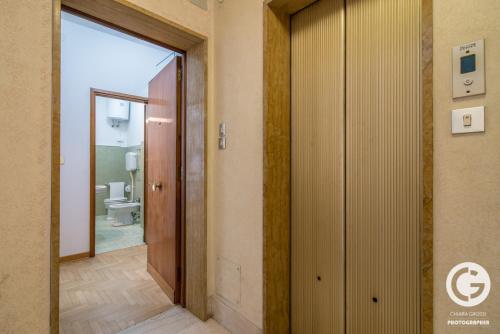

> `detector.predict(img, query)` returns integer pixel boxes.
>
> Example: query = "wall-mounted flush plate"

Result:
[452,39,485,98]
[451,106,485,134]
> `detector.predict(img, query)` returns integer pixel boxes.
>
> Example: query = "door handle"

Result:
[151,182,162,192]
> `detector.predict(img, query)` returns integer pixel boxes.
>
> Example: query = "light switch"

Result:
[463,113,472,127]
[452,106,484,134]
[60,155,65,165]
[218,137,226,150]
[218,122,227,150]
[219,123,226,137]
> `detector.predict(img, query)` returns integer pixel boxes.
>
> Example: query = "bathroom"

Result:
[94,96,146,254]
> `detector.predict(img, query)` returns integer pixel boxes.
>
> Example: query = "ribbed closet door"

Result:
[345,0,421,333]
[291,1,345,333]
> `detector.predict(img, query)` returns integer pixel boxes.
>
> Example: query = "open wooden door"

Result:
[146,56,182,303]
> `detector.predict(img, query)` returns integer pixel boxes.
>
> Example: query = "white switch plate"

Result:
[451,106,485,134]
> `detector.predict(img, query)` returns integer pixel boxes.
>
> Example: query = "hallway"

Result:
[4,0,500,333]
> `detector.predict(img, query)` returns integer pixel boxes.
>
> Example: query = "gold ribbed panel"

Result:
[291,1,345,333]
[345,0,421,333]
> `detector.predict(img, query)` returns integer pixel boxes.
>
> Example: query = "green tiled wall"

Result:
[94,144,144,224]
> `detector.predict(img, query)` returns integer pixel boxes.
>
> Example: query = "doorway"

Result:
[90,90,149,256]
[52,1,209,332]
[59,11,186,331]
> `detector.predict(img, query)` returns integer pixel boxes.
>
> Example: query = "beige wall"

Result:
[0,1,52,332]
[131,0,211,36]
[434,0,500,332]
[212,0,263,329]
[0,0,214,333]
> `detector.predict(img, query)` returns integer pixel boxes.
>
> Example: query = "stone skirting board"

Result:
[209,295,263,334]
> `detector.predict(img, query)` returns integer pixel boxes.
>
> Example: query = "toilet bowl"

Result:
[108,202,140,226]
[104,182,130,221]
[104,197,128,221]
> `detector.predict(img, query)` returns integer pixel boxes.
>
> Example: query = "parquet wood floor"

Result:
[121,306,230,334]
[60,245,172,334]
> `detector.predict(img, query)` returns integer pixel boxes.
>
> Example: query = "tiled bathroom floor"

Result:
[95,215,144,254]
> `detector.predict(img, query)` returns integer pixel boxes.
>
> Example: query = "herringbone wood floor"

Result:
[121,306,231,334]
[60,245,172,334]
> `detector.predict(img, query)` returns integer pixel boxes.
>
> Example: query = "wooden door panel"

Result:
[146,56,182,303]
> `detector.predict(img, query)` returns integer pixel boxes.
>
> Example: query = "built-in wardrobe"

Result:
[290,0,421,333]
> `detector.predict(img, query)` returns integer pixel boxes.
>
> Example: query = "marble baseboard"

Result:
[209,295,262,334]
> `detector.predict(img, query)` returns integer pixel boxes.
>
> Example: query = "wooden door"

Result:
[146,56,182,303]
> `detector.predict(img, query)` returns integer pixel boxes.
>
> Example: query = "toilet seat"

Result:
[104,197,127,204]
[109,202,140,209]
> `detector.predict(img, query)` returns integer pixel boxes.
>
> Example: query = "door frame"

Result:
[262,0,434,333]
[51,1,209,332]
[89,88,150,257]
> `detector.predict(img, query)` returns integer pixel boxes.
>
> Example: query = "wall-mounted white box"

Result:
[451,106,485,134]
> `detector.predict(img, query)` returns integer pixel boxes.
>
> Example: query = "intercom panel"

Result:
[452,39,485,98]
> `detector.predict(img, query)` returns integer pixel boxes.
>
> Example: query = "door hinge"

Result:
[177,68,182,81]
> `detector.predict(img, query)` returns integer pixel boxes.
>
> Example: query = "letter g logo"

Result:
[446,262,490,307]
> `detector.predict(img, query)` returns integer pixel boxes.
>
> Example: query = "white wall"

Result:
[60,12,171,256]
[95,97,144,147]
[128,102,145,147]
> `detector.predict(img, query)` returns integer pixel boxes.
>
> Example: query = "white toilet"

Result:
[108,202,140,226]
[105,182,140,226]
